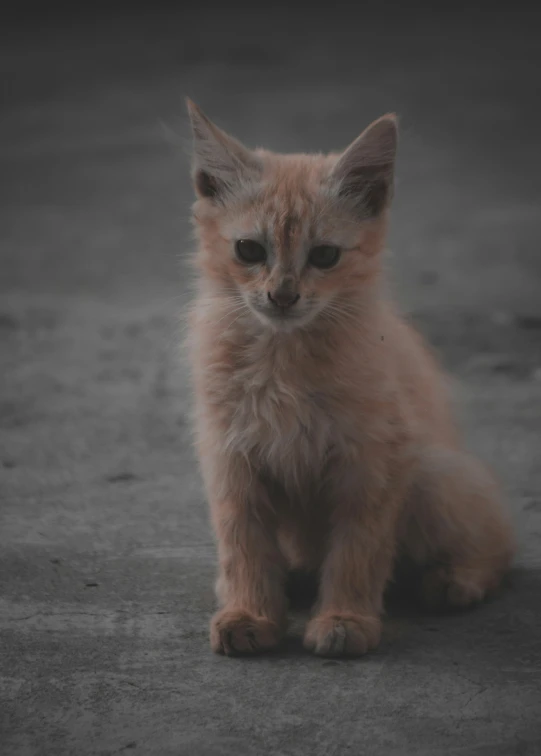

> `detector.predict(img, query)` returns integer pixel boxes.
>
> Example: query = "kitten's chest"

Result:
[224,361,332,482]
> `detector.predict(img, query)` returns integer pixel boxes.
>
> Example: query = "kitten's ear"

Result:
[186,98,262,201]
[330,114,398,217]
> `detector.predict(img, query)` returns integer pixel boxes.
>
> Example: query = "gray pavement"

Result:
[1,5,541,755]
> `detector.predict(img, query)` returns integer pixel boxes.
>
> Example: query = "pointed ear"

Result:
[330,114,398,217]
[186,99,262,201]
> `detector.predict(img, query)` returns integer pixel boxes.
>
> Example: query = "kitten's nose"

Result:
[267,289,300,309]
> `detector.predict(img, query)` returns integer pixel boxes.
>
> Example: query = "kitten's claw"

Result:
[304,612,381,657]
[210,609,282,656]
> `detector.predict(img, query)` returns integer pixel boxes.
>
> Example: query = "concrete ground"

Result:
[1,4,541,754]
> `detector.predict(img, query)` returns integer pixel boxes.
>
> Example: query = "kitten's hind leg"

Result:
[402,447,515,611]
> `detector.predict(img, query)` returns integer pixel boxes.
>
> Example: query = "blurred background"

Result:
[1,3,541,755]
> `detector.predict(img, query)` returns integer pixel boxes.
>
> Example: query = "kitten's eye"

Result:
[235,239,267,264]
[308,245,341,269]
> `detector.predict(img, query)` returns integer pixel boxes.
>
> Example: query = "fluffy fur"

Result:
[185,99,514,657]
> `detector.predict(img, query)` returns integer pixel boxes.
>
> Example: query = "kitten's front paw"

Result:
[210,609,282,656]
[304,612,381,657]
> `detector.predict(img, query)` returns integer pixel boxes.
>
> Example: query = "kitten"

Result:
[185,99,514,657]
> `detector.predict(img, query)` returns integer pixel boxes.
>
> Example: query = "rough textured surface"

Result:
[1,5,541,755]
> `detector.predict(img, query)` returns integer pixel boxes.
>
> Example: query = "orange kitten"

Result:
[185,99,514,657]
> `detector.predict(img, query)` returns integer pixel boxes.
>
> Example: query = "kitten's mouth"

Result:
[252,304,308,330]
[266,308,300,319]
[252,301,297,317]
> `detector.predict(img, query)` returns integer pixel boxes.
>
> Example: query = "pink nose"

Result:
[267,289,300,308]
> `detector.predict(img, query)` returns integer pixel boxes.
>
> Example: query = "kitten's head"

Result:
[187,99,397,331]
